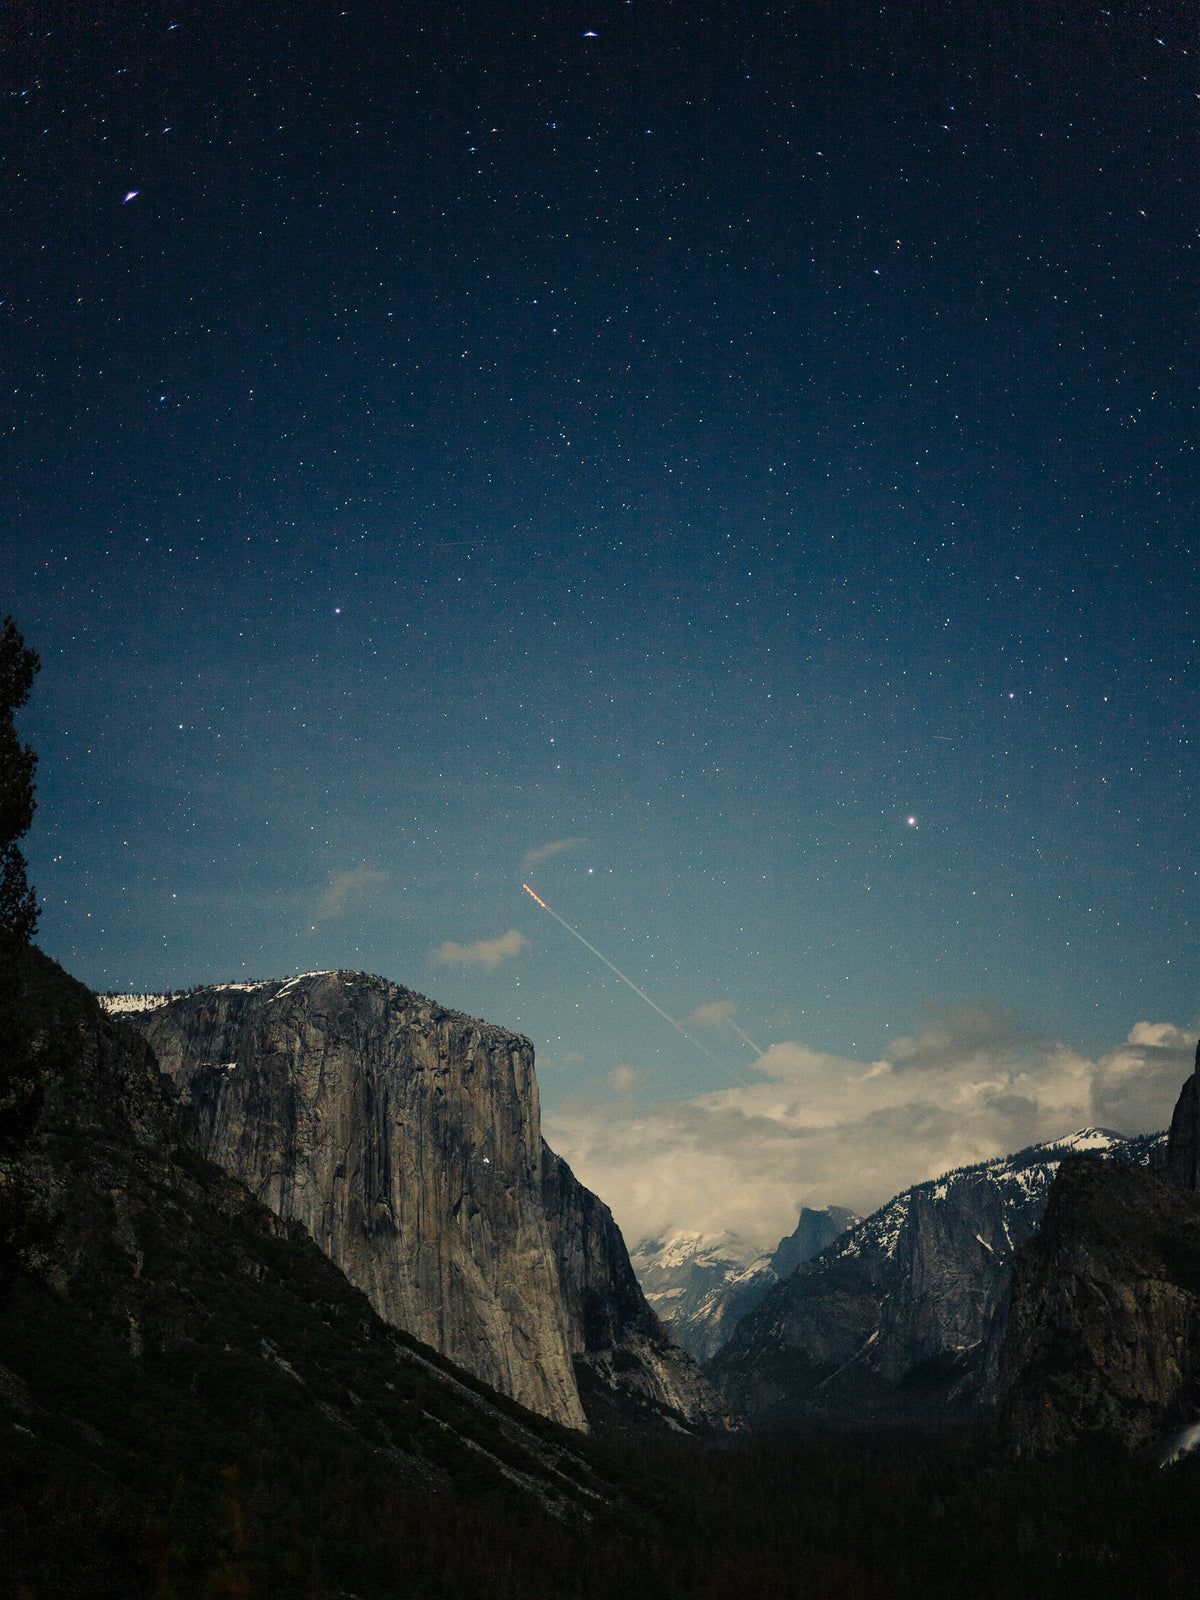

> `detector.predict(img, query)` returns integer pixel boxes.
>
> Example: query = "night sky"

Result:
[5,1,1197,1223]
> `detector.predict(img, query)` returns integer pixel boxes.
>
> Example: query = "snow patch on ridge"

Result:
[98,993,170,1014]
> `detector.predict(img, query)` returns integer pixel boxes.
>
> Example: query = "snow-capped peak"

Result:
[1040,1127,1123,1154]
[632,1230,754,1274]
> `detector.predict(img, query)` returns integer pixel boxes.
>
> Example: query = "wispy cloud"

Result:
[544,1005,1197,1251]
[609,1064,641,1095]
[521,837,587,872]
[679,1000,737,1029]
[315,866,389,922]
[432,928,528,970]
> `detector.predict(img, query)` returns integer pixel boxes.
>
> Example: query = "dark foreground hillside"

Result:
[9,1406,1200,1599]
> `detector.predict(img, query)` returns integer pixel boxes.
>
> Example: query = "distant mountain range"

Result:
[707,1128,1165,1423]
[632,1206,858,1363]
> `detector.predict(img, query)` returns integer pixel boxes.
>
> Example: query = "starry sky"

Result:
[5,0,1198,1227]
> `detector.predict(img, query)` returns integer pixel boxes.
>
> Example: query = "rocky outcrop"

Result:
[997,1157,1200,1456]
[116,971,730,1435]
[631,1207,858,1364]
[772,1206,859,1279]
[124,971,585,1428]
[996,1041,1200,1457]
[541,1146,739,1432]
[708,1131,1162,1423]
[1165,1041,1200,1191]
[3,945,613,1530]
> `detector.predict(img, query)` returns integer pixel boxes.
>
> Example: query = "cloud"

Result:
[543,1005,1197,1252]
[679,1000,737,1029]
[432,928,528,971]
[609,1065,641,1095]
[1126,1022,1196,1050]
[315,866,389,922]
[521,837,587,871]
[1092,1023,1198,1131]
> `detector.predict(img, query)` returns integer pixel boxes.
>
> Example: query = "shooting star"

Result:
[521,883,744,1079]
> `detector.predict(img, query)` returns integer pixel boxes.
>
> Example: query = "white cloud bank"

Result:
[432,928,528,970]
[542,1003,1197,1251]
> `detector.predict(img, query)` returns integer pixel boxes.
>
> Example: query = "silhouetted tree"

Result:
[0,615,40,942]
[0,617,43,1294]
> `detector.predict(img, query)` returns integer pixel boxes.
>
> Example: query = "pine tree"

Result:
[0,615,40,942]
[0,616,42,1294]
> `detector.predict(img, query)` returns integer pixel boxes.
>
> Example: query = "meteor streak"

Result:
[521,882,737,1077]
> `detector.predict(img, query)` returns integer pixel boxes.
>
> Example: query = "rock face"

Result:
[631,1207,857,1364]
[998,1158,1200,1457]
[541,1146,738,1431]
[1165,1041,1200,1191]
[772,1206,859,1279]
[997,1044,1200,1457]
[3,945,614,1529]
[708,1130,1162,1423]
[115,971,728,1434]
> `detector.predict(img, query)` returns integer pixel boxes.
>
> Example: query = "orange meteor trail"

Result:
[521,881,742,1078]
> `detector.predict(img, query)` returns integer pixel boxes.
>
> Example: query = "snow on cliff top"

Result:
[98,992,171,1014]
[98,973,339,1014]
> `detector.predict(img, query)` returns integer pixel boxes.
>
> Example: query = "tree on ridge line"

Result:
[0,615,40,943]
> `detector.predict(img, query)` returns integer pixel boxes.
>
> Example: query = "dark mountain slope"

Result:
[999,1045,1200,1457]
[541,1144,738,1433]
[998,1156,1200,1457]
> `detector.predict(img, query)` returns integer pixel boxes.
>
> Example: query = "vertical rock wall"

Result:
[135,973,587,1429]
[1165,1042,1200,1192]
[541,1145,741,1430]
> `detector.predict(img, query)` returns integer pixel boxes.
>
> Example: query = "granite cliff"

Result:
[0,940,618,1592]
[997,1157,1200,1457]
[708,1130,1161,1423]
[998,1042,1200,1457]
[1165,1041,1200,1191]
[541,1145,737,1431]
[112,970,728,1434]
